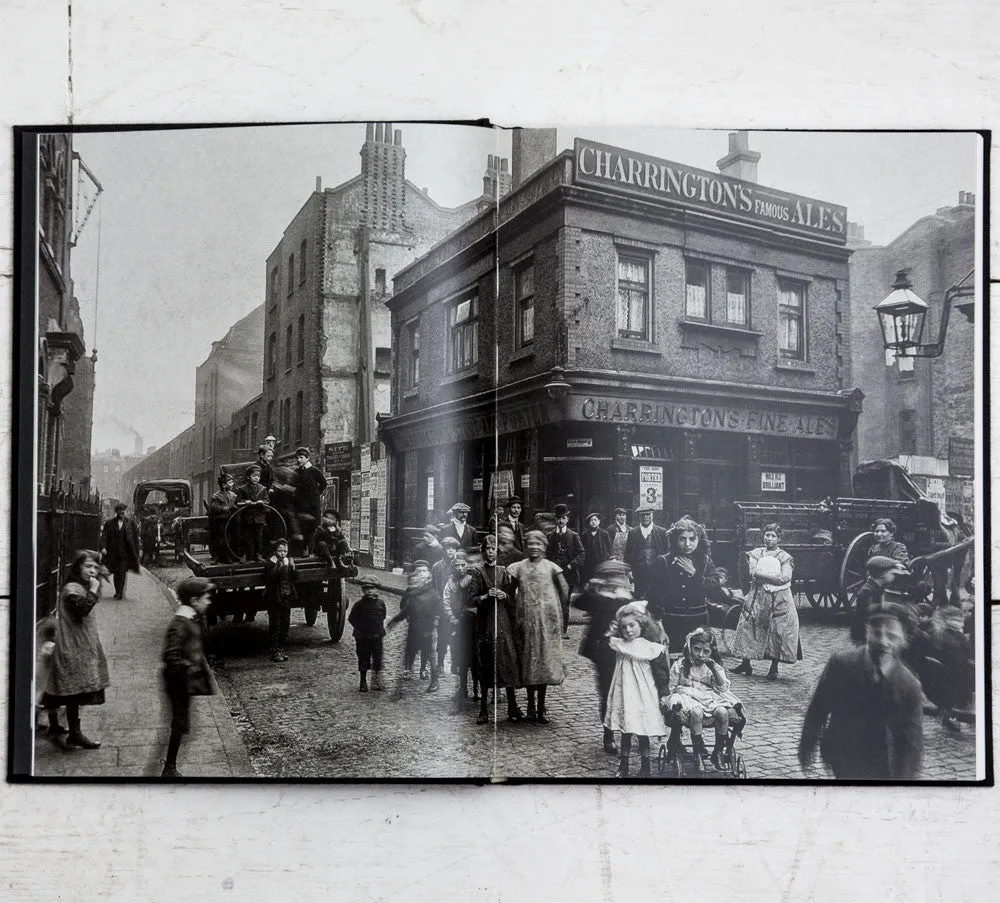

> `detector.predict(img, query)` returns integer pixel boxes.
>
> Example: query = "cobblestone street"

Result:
[154,565,979,781]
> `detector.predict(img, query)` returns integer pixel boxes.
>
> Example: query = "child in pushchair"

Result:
[660,627,748,776]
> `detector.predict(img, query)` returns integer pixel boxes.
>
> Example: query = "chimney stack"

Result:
[511,128,557,189]
[846,221,870,249]
[315,176,323,192]
[482,154,513,201]
[957,190,975,207]
[716,130,761,183]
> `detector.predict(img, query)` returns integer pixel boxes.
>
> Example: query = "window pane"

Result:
[617,288,630,333]
[726,270,747,324]
[517,266,534,299]
[521,301,534,343]
[686,283,707,319]
[618,257,646,284]
[454,299,471,323]
[629,291,646,334]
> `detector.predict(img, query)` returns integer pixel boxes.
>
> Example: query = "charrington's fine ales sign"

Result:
[574,138,848,243]
[576,395,840,439]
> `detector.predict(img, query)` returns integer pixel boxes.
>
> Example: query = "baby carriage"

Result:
[656,699,748,778]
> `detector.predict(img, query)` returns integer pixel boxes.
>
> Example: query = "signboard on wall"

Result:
[323,441,353,474]
[472,478,484,491]
[426,476,435,512]
[638,465,663,509]
[949,437,974,477]
[521,474,531,489]
[567,438,593,449]
[761,471,786,492]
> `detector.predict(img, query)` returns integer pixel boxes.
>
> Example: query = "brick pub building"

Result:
[380,132,864,569]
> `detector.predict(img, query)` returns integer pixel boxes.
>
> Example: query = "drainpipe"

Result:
[357,224,373,445]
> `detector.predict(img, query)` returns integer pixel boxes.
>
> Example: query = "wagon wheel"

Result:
[325,578,347,642]
[717,602,743,654]
[805,589,842,610]
[656,744,667,775]
[223,505,288,562]
[840,531,875,612]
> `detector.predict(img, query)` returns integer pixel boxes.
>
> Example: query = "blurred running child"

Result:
[262,539,297,662]
[388,560,441,692]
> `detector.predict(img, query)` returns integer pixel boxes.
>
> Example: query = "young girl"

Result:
[664,627,743,770]
[603,601,670,777]
[506,530,569,724]
[262,539,297,662]
[41,550,110,750]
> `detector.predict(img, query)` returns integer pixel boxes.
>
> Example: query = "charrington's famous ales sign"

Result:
[574,138,848,244]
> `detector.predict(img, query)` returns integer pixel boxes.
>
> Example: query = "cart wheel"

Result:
[840,531,875,612]
[304,606,319,627]
[656,744,667,775]
[326,579,346,642]
[806,590,842,610]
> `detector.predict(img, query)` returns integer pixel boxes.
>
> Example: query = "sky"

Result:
[66,124,980,454]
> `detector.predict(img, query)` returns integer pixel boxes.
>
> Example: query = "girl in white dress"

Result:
[603,601,670,777]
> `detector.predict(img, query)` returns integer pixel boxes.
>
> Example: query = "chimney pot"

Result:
[501,157,508,172]
[384,122,393,142]
[394,129,402,146]
[716,130,761,183]
[375,123,384,142]
[315,176,322,192]
[366,123,374,140]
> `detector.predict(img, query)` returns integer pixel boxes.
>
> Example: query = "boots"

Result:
[619,755,630,777]
[372,670,385,691]
[506,690,525,722]
[732,659,753,676]
[425,669,440,693]
[359,672,369,692]
[603,728,618,755]
[526,689,537,721]
[476,703,489,725]
[535,686,550,724]
[638,757,651,777]
[710,735,726,770]
[66,711,101,750]
[619,734,633,778]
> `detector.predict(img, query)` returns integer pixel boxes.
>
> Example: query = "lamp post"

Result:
[874,268,975,359]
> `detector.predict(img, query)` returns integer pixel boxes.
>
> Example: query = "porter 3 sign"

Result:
[574,138,847,243]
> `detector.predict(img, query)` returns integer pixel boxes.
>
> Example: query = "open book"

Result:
[14,122,986,783]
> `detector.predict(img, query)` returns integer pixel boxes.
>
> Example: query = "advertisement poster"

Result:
[638,465,663,509]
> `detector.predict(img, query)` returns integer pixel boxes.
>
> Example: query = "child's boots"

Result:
[359,672,369,693]
[638,756,651,777]
[372,670,385,691]
[603,728,618,755]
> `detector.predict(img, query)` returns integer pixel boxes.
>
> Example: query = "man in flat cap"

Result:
[849,555,912,645]
[546,503,585,634]
[623,505,670,602]
[799,602,922,780]
[439,502,480,552]
[606,507,630,563]
[580,511,612,585]
[100,503,142,600]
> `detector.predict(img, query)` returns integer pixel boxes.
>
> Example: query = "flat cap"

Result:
[450,502,471,514]
[357,575,381,588]
[177,577,215,601]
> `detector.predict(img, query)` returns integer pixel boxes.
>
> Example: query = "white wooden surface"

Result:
[2,2,999,898]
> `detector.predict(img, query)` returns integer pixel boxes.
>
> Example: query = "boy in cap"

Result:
[413,524,444,568]
[849,555,911,645]
[349,576,387,691]
[546,503,585,634]
[431,536,461,675]
[799,602,923,780]
[236,464,269,560]
[310,509,357,576]
[293,446,328,549]
[580,511,612,584]
[161,577,215,778]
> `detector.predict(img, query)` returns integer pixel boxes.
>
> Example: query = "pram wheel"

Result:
[734,755,747,779]
[656,744,667,775]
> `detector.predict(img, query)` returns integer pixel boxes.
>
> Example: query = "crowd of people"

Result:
[36,489,973,780]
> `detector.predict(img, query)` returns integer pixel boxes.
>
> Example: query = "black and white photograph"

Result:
[14,122,987,782]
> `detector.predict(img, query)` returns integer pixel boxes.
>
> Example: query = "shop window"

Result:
[760,436,789,467]
[726,268,750,326]
[900,409,917,455]
[447,292,479,373]
[407,320,420,387]
[617,254,651,339]
[515,261,535,347]
[287,253,295,295]
[267,332,277,379]
[778,278,806,360]
[791,439,824,468]
[685,260,709,320]
[299,240,307,284]
[297,314,305,364]
[285,324,293,371]
[697,432,741,463]
[498,435,515,466]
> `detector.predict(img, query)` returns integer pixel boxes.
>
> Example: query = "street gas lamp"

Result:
[543,366,571,403]
[874,268,975,359]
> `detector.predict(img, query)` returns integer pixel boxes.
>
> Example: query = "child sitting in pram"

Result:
[662,627,746,770]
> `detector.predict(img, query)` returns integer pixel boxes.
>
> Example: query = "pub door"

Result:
[544,460,613,533]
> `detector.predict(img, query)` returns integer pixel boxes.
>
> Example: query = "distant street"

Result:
[152,564,977,781]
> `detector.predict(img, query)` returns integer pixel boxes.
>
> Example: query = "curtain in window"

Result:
[726,271,746,324]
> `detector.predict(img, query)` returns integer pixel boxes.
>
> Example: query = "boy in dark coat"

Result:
[262,539,297,662]
[546,503,586,634]
[849,555,910,645]
[310,509,357,576]
[293,446,328,549]
[580,512,613,584]
[161,577,215,778]
[208,472,238,563]
[349,575,388,692]
[388,561,441,692]
[236,464,269,560]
